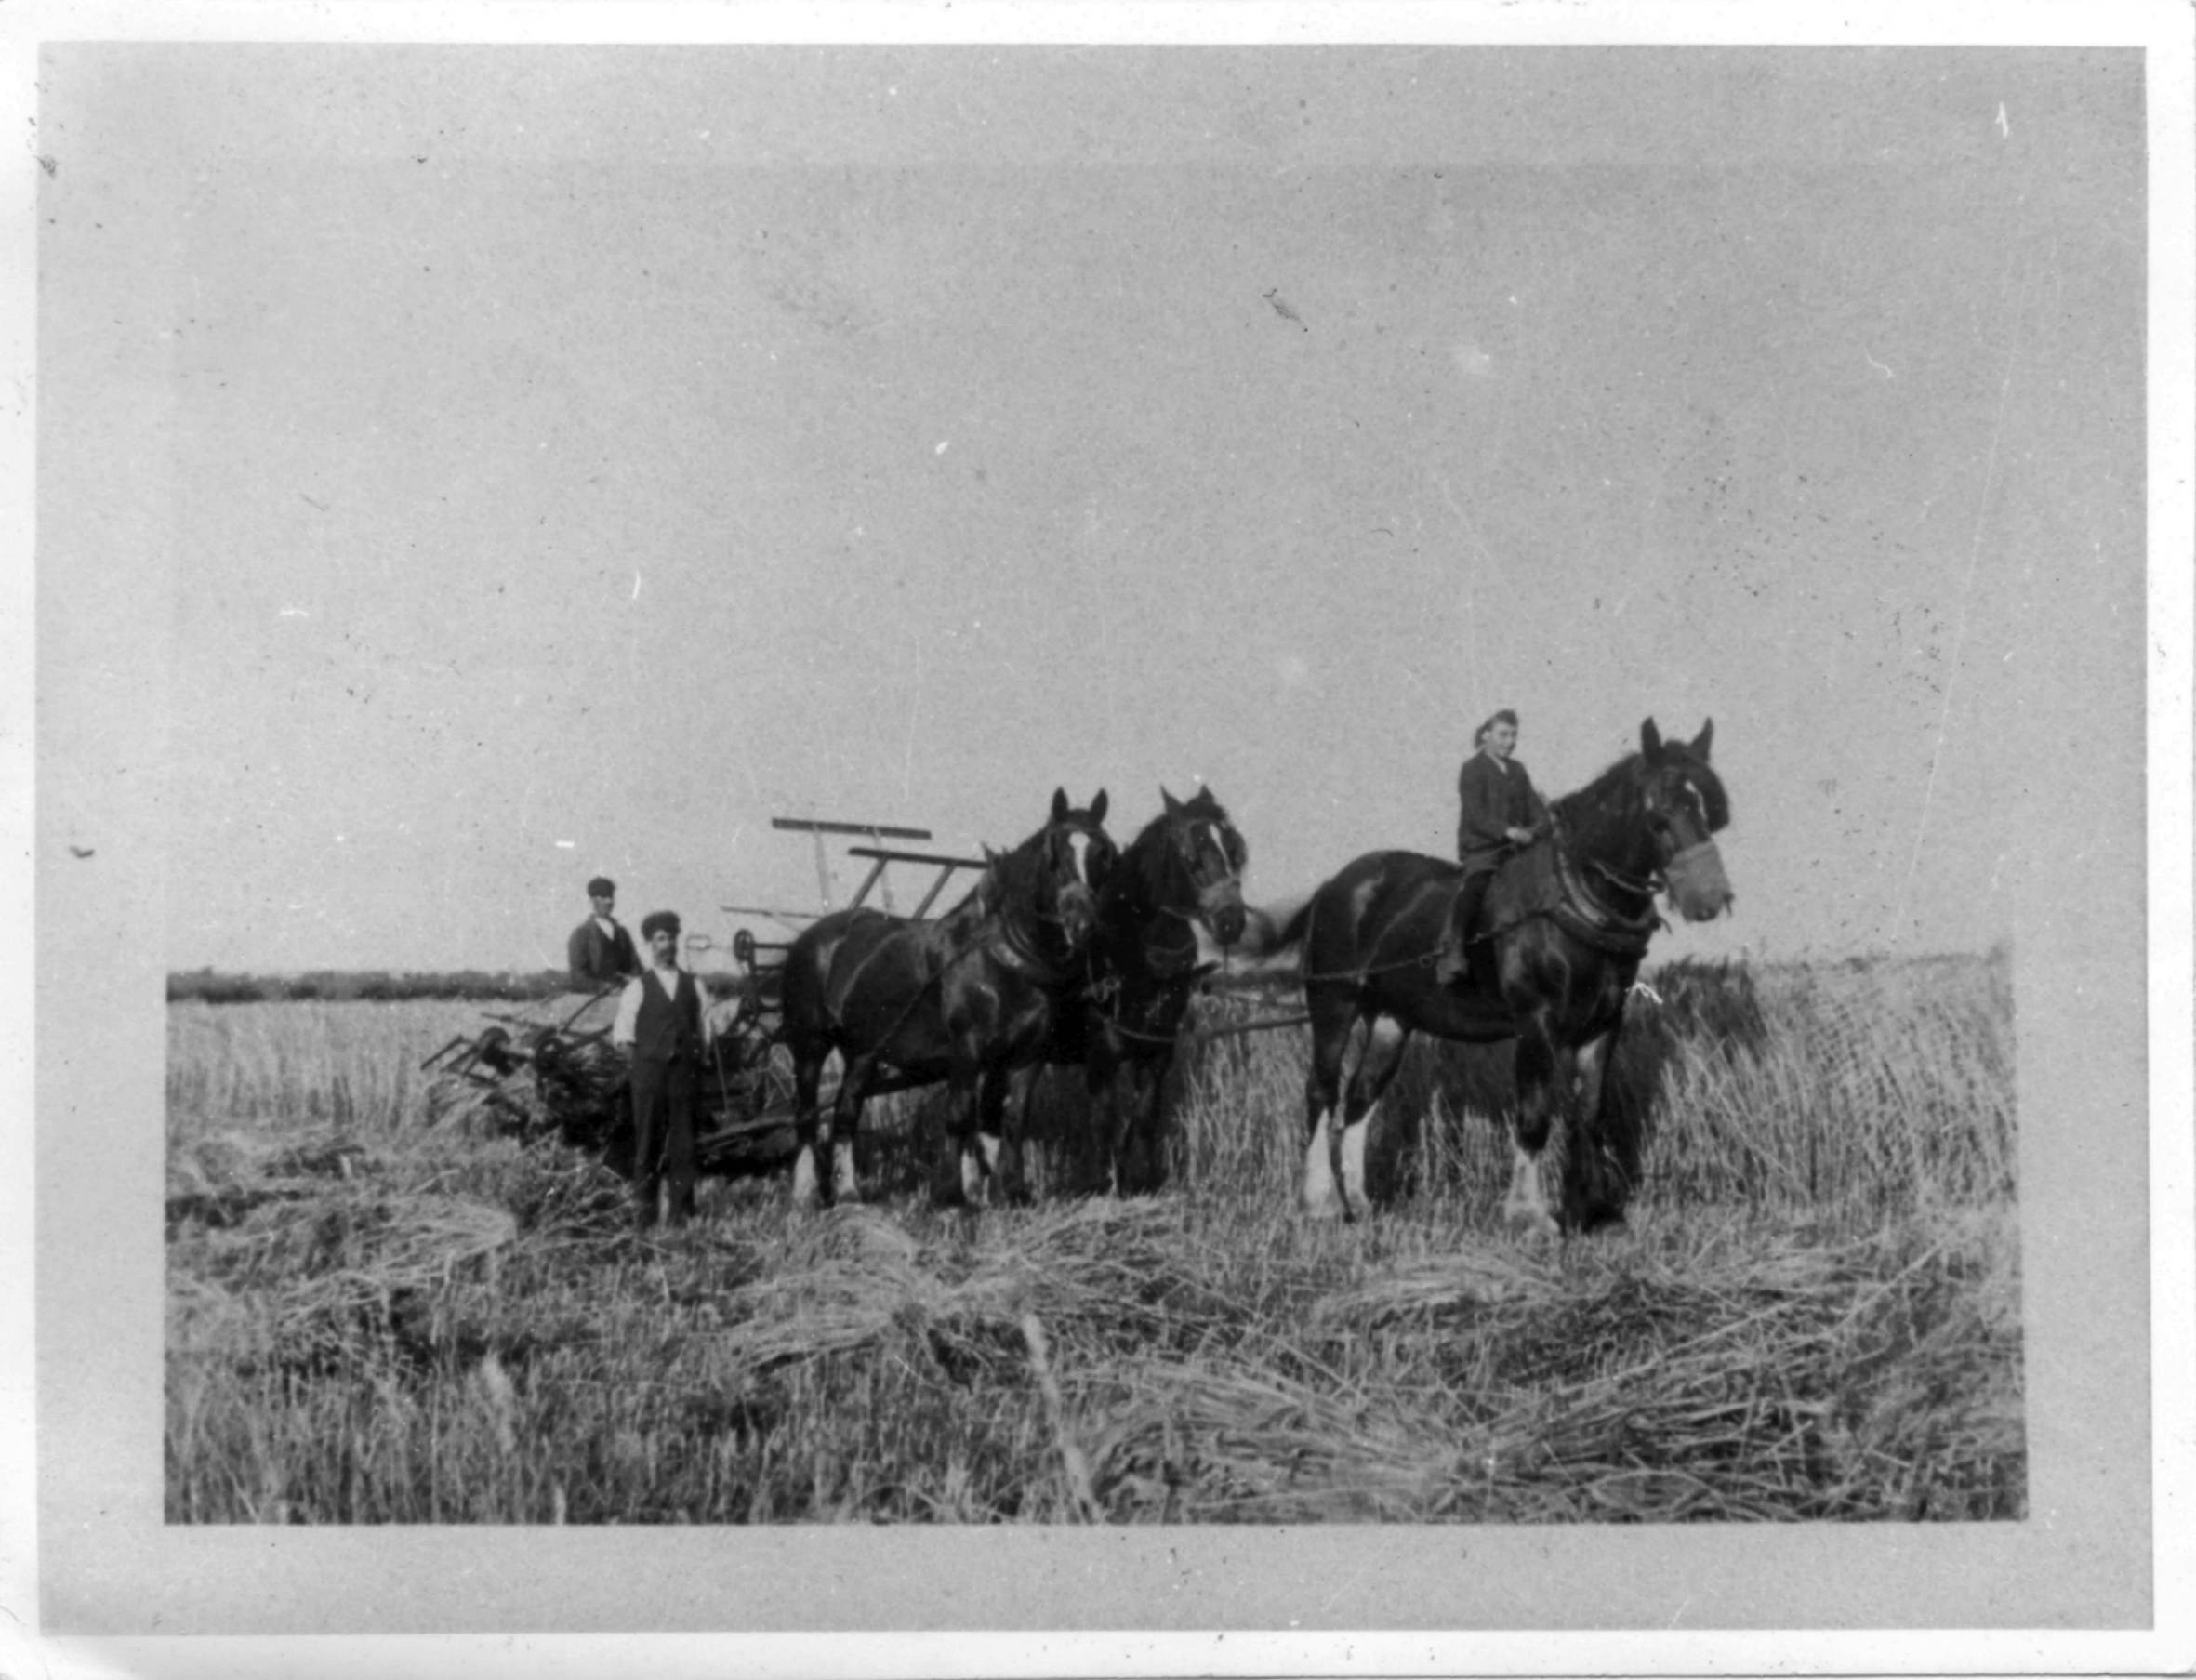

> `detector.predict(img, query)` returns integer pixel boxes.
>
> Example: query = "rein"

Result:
[1090,996,1314,1049]
[1085,986,1196,1046]
[1298,947,1446,986]
[814,921,950,1078]
[1588,855,1662,897]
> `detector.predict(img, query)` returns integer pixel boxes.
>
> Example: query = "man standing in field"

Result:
[1434,708,1547,989]
[567,876,641,992]
[612,911,716,1231]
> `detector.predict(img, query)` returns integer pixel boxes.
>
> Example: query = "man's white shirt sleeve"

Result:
[611,976,646,1048]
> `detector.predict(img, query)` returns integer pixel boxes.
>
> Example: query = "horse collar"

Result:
[993,906,1074,986]
[1545,820,1661,957]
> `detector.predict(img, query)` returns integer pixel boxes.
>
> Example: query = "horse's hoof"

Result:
[1501,1201,1561,1245]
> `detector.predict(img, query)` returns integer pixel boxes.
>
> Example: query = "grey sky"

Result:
[42,45,2144,972]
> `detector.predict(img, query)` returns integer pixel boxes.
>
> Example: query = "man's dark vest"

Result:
[633,970,703,1065]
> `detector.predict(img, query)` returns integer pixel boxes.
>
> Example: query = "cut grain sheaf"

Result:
[168,1131,521,1373]
[708,1200,1203,1371]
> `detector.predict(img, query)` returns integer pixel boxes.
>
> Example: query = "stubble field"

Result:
[165,952,2022,1524]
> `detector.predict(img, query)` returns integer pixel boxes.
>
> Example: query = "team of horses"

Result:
[776,718,1732,1235]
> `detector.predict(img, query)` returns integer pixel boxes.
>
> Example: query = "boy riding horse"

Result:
[1433,708,1547,989]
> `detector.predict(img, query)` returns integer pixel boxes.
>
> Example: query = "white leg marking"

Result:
[1503,1139,1558,1240]
[831,1138,860,1203]
[1340,1106,1373,1210]
[960,1144,987,1205]
[1575,1037,1608,1116]
[1303,1110,1342,1220]
[791,1144,822,1211]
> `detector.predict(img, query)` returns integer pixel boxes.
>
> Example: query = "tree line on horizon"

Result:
[167,968,581,1005]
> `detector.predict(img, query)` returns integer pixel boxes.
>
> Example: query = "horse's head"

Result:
[1638,718,1735,922]
[1039,786,1118,950]
[1147,785,1250,947]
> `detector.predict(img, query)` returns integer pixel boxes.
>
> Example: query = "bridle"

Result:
[995,815,1110,985]
[1548,766,1721,956]
[1061,814,1243,1040]
[1151,816,1244,926]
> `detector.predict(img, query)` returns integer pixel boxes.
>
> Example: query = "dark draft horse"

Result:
[1046,787,1250,1195]
[777,789,1116,1210]
[1267,720,1733,1235]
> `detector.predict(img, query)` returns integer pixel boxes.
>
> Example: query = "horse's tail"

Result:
[1234,891,1316,964]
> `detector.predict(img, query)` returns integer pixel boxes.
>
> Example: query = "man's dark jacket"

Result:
[1456,753,1545,871]
[568,917,640,989]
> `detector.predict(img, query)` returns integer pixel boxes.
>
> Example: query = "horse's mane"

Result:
[1551,754,1647,833]
[1552,745,1729,845]
[990,826,1054,904]
[938,827,1043,924]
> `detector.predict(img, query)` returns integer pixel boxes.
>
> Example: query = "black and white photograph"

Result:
[8,3,2192,1673]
